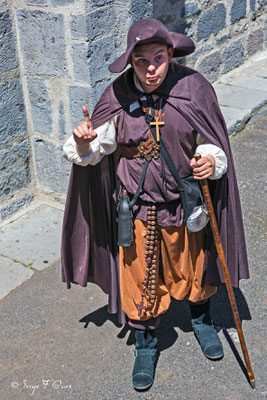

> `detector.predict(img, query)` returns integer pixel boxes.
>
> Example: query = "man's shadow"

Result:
[79,285,252,352]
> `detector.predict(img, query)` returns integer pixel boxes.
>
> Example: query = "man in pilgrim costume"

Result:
[61,18,249,391]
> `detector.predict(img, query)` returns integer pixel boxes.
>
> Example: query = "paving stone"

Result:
[0,256,34,300]
[231,0,247,23]
[214,83,267,112]
[196,3,226,41]
[32,137,70,194]
[1,194,34,221]
[0,205,63,270]
[226,75,267,92]
[27,77,52,135]
[255,67,267,78]
[16,9,67,76]
[0,10,18,72]
[222,39,244,74]
[0,77,27,145]
[220,106,250,134]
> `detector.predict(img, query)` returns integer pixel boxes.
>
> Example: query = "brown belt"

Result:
[120,131,160,161]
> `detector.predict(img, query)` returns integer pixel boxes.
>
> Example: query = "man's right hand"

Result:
[73,106,98,145]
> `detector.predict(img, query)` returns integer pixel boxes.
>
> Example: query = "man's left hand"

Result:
[190,155,215,180]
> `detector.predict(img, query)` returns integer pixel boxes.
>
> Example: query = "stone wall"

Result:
[154,0,265,82]
[0,0,265,221]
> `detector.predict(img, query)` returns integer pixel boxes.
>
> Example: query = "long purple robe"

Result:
[61,62,249,324]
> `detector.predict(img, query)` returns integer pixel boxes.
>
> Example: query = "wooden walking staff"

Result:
[194,154,255,388]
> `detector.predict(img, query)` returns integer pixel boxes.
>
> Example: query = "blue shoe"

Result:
[132,330,158,391]
[190,300,224,360]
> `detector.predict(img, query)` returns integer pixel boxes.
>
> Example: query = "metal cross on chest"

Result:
[150,116,164,142]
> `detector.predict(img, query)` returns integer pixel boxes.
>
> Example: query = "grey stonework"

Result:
[27,77,52,135]
[0,141,31,202]
[0,11,18,72]
[247,28,264,56]
[32,137,70,194]
[58,101,67,139]
[222,39,245,74]
[51,0,75,5]
[0,0,265,220]
[69,85,91,130]
[230,0,247,24]
[71,6,116,41]
[0,77,27,145]
[16,10,67,76]
[26,0,48,5]
[0,194,34,221]
[196,50,221,82]
[196,3,226,41]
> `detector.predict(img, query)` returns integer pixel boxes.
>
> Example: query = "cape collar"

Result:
[112,62,192,110]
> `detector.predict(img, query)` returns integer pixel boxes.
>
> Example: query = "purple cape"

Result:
[61,63,249,324]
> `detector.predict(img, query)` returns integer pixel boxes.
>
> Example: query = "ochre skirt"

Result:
[119,219,217,321]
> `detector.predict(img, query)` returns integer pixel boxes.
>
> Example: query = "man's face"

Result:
[131,43,173,93]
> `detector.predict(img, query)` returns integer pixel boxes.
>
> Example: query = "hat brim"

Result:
[108,32,195,73]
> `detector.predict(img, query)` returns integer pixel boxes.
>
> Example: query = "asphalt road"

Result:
[0,114,266,400]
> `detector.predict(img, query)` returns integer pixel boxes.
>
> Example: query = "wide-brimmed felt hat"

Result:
[108,18,195,73]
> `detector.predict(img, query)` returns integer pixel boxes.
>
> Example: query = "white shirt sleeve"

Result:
[63,116,117,166]
[196,133,228,180]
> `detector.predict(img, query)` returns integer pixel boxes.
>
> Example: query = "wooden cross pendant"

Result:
[137,299,146,317]
[150,116,164,142]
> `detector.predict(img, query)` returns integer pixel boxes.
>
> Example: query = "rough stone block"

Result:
[1,194,34,221]
[91,78,113,110]
[72,43,90,83]
[26,0,47,5]
[222,39,244,74]
[0,141,31,202]
[0,77,27,145]
[87,36,117,83]
[250,0,256,11]
[187,43,213,60]
[71,7,116,40]
[196,51,221,83]
[58,101,67,139]
[69,85,91,129]
[182,2,200,17]
[89,0,114,5]
[216,32,231,46]
[231,0,247,24]
[27,77,52,135]
[51,0,74,4]
[247,29,264,56]
[131,0,153,21]
[16,10,67,76]
[32,137,70,194]
[0,11,18,72]
[197,3,226,41]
